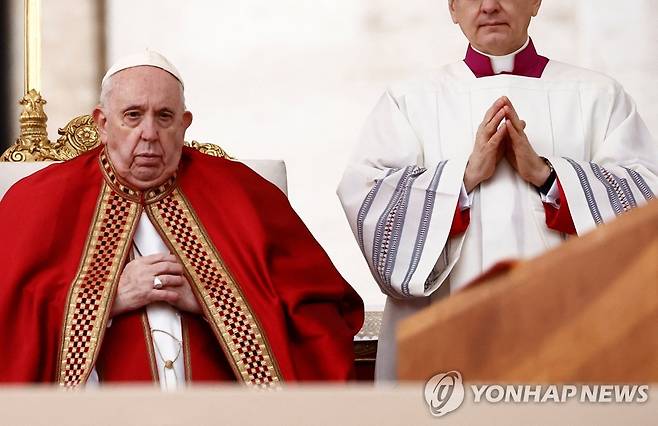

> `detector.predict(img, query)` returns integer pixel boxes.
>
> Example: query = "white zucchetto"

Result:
[102,50,184,88]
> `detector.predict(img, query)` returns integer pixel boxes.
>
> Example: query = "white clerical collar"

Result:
[472,38,530,75]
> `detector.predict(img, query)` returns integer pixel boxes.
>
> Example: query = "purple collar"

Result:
[464,38,549,78]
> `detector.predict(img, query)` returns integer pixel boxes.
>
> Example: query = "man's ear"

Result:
[182,111,193,130]
[448,0,459,24]
[531,0,542,17]
[92,106,108,144]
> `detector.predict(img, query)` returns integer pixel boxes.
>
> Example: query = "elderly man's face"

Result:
[449,0,542,55]
[93,66,192,190]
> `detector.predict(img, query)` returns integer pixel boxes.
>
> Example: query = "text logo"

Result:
[424,371,465,417]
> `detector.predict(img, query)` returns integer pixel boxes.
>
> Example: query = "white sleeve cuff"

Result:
[540,180,560,208]
[458,184,472,211]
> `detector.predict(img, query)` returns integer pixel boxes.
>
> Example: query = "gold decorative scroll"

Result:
[0,90,51,162]
[186,141,232,159]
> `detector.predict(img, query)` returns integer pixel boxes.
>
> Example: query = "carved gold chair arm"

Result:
[1,112,232,162]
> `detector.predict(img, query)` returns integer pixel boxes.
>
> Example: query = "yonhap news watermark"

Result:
[424,370,649,417]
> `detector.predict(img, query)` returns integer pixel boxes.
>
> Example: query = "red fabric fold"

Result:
[543,179,577,235]
[449,203,471,237]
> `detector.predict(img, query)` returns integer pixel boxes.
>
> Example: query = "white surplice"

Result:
[338,56,658,381]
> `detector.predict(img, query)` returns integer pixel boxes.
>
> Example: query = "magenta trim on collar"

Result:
[464,38,549,78]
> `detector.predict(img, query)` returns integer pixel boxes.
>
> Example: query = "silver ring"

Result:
[153,276,164,290]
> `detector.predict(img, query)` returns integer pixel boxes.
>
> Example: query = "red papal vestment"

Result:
[0,146,363,386]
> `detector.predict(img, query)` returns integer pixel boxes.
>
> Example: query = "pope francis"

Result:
[0,51,364,388]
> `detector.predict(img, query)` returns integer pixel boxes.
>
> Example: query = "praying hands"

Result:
[465,96,552,192]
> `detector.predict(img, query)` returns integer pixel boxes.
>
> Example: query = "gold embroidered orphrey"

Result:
[58,151,281,388]
[57,183,140,387]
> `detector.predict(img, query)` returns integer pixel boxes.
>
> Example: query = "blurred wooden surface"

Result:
[398,200,658,383]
